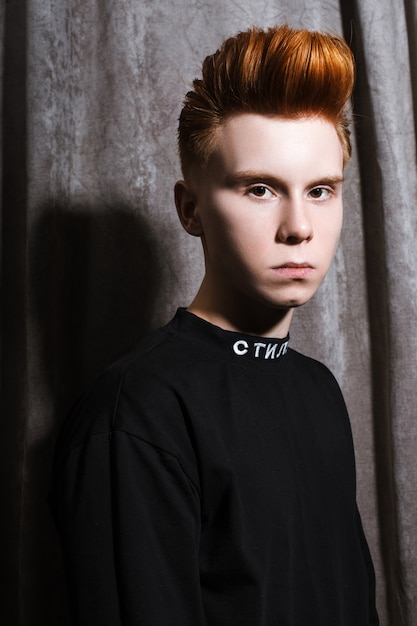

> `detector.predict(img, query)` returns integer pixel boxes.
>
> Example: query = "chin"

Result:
[277,300,309,309]
[257,297,311,311]
[263,291,317,310]
[276,285,321,309]
[248,284,320,312]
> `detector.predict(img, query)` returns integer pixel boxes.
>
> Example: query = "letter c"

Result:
[233,340,249,356]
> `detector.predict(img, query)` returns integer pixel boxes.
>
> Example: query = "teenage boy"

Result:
[51,25,379,626]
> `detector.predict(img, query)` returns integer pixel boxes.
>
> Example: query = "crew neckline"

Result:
[165,308,290,365]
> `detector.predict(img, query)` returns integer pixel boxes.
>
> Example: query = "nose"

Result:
[275,197,313,245]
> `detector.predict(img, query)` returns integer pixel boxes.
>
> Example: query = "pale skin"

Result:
[175,114,344,338]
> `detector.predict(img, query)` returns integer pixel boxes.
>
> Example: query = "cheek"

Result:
[200,207,244,262]
[200,200,250,252]
[323,217,343,260]
[313,210,342,262]
[332,210,344,244]
[322,205,343,238]
[204,217,264,272]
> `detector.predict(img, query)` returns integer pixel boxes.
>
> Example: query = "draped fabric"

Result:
[1,1,416,624]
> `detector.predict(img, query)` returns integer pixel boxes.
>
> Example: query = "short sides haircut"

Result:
[178,25,355,176]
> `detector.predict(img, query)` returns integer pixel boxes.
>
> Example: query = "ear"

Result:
[174,180,204,237]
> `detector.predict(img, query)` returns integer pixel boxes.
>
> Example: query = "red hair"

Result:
[178,25,355,175]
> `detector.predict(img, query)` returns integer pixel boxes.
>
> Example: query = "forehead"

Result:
[208,113,344,179]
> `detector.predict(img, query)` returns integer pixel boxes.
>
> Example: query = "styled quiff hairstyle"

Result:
[178,25,355,176]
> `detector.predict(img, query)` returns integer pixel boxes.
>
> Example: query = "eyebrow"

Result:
[223,170,345,189]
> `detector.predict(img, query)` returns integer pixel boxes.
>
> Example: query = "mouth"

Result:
[271,263,314,279]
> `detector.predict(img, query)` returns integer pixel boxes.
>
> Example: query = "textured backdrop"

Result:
[1,0,417,624]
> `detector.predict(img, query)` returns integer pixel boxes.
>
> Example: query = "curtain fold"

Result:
[344,3,417,623]
[1,1,416,624]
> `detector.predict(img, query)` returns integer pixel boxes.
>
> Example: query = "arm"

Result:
[355,507,380,625]
[52,429,204,626]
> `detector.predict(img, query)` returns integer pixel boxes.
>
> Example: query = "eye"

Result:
[249,185,274,199]
[308,187,332,200]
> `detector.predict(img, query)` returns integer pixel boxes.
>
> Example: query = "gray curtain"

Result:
[1,1,416,624]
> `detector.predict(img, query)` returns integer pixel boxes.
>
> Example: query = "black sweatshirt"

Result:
[50,308,379,625]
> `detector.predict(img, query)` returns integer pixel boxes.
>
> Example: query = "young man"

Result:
[51,25,379,625]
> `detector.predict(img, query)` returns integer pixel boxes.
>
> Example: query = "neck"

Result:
[188,277,293,338]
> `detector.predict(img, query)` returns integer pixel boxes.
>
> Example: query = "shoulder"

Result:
[54,316,203,464]
[287,347,347,406]
[288,346,340,379]
[284,349,354,450]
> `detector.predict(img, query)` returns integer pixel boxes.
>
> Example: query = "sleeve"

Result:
[355,507,380,625]
[51,429,205,626]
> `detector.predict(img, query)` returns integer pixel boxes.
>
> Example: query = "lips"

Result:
[272,263,314,278]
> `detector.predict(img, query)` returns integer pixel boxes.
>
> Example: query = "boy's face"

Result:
[177,114,344,320]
